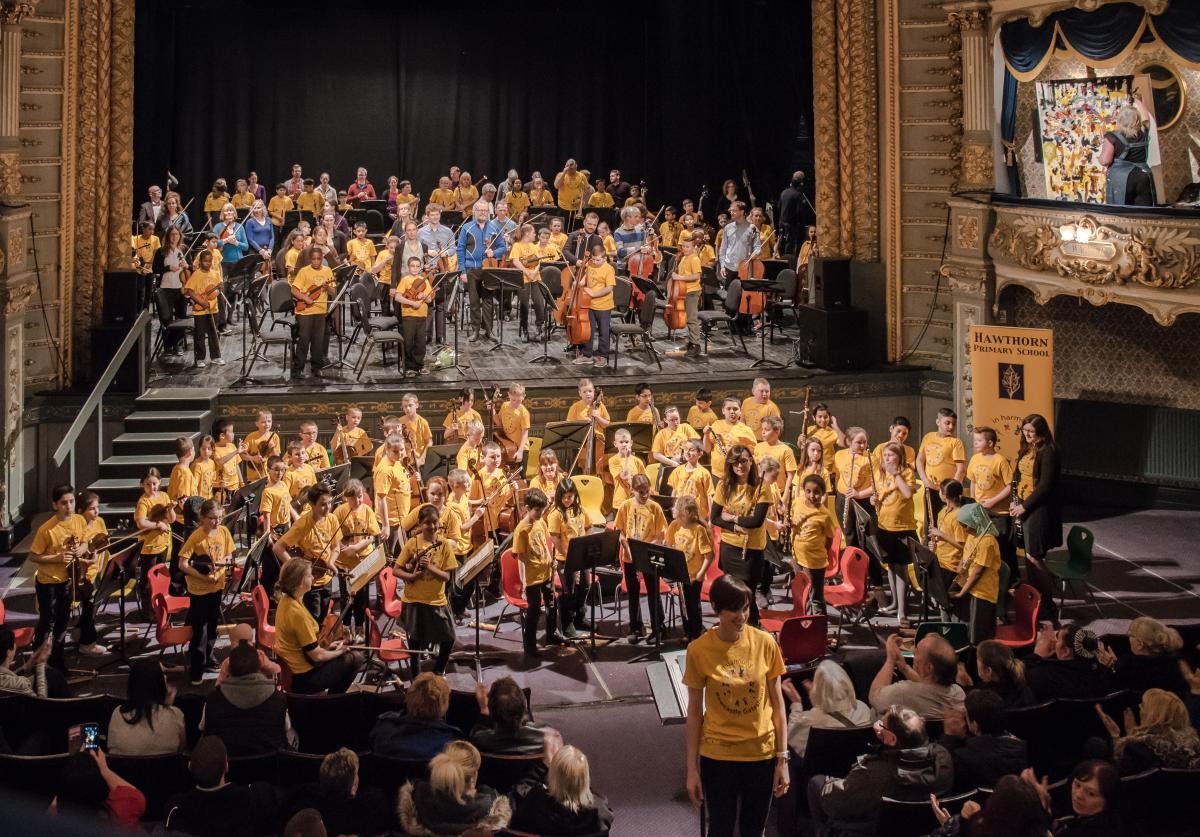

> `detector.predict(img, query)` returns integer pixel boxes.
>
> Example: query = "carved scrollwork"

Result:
[956,215,980,250]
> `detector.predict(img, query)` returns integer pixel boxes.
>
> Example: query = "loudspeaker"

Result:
[796,305,870,370]
[812,258,851,309]
[103,270,144,325]
[89,325,141,392]
[850,261,886,367]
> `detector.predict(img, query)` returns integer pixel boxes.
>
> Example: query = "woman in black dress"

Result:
[1010,413,1062,624]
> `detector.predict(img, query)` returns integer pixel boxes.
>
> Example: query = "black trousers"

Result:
[467,270,495,335]
[291,652,363,694]
[960,595,997,644]
[77,583,99,646]
[34,580,71,670]
[721,268,753,335]
[400,315,427,371]
[560,569,591,631]
[806,566,826,615]
[160,287,186,350]
[293,314,326,373]
[623,561,664,634]
[517,283,547,332]
[193,313,221,362]
[718,542,763,625]
[338,575,369,629]
[303,582,332,622]
[524,580,558,651]
[188,591,221,679]
[682,579,704,640]
[700,756,776,837]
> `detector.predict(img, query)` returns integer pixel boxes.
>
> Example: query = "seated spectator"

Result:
[973,639,1035,707]
[1097,617,1187,696]
[808,704,953,835]
[52,749,146,827]
[1022,760,1123,837]
[929,773,1050,837]
[869,633,966,717]
[369,672,462,760]
[782,660,874,759]
[0,630,53,697]
[939,689,1029,792]
[217,623,281,684]
[1095,687,1200,774]
[470,676,546,755]
[511,740,614,836]
[1180,658,1200,728]
[397,740,512,836]
[284,808,327,837]
[201,640,295,756]
[106,658,186,756]
[290,747,391,837]
[165,735,279,836]
[1023,624,1114,702]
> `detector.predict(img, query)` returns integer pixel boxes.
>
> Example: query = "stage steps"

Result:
[88,387,220,521]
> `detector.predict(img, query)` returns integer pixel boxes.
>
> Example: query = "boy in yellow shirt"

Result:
[513,488,560,657]
[290,248,334,378]
[669,439,714,524]
[667,494,714,640]
[608,428,646,511]
[916,408,966,521]
[706,398,758,479]
[399,394,433,465]
[284,441,318,501]
[614,474,667,643]
[211,419,245,494]
[183,249,224,368]
[741,378,781,442]
[494,383,531,465]
[754,415,797,496]
[330,406,372,463]
[671,236,703,357]
[259,456,297,542]
[967,426,1016,577]
[687,387,718,435]
[179,498,234,684]
[373,435,412,556]
[298,420,331,470]
[332,479,382,640]
[243,409,281,482]
[393,256,435,375]
[268,183,294,230]
[190,435,217,499]
[296,178,324,217]
[29,484,90,669]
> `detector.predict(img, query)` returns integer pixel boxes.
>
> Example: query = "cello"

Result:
[736,173,767,317]
[558,242,592,348]
[664,249,688,332]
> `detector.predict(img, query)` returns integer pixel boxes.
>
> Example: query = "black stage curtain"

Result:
[134,0,813,219]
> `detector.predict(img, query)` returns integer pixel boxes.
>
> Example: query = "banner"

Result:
[969,326,1054,448]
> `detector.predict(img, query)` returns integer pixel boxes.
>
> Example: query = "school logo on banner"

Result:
[999,363,1025,400]
[969,326,1054,441]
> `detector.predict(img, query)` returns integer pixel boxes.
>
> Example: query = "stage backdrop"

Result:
[969,325,1055,450]
[133,0,813,217]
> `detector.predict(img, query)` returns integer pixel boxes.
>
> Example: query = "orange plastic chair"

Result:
[152,592,191,658]
[252,584,275,653]
[492,549,528,636]
[760,571,811,633]
[378,566,403,633]
[824,547,874,641]
[0,599,35,651]
[365,606,411,679]
[699,559,724,603]
[995,583,1041,648]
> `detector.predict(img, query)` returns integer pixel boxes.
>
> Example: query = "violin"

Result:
[496,465,528,534]
[481,232,505,268]
[188,283,221,314]
[295,277,337,313]
[399,424,425,502]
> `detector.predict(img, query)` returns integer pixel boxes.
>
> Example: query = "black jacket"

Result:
[165,782,279,836]
[510,785,614,836]
[1024,655,1115,702]
[814,742,955,836]
[940,732,1028,792]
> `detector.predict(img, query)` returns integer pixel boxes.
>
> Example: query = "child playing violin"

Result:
[393,256,436,376]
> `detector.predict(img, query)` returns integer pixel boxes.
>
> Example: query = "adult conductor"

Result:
[684,574,788,836]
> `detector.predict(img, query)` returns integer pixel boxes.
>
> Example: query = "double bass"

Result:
[555,247,592,347]
[664,249,688,332]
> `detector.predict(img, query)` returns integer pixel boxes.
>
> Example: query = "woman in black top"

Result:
[1010,414,1062,624]
[1099,99,1155,206]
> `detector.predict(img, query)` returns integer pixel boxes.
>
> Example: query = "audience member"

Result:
[1098,617,1187,696]
[106,659,186,756]
[397,740,512,836]
[782,660,874,759]
[511,740,614,836]
[869,633,966,717]
[52,749,146,827]
[0,630,55,697]
[1023,625,1114,701]
[164,735,279,836]
[283,808,327,837]
[1095,687,1200,774]
[939,689,1029,792]
[973,639,1036,707]
[807,704,953,835]
[1022,759,1124,837]
[929,773,1050,837]
[217,623,281,684]
[470,676,546,755]
[201,640,294,756]
[289,747,392,837]
[370,672,462,760]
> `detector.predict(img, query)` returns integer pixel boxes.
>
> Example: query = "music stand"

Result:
[564,529,621,652]
[605,421,653,456]
[907,537,954,620]
[359,199,389,216]
[529,281,560,365]
[738,279,784,370]
[439,210,464,228]
[445,274,468,370]
[316,463,350,494]
[94,541,141,670]
[422,444,459,482]
[349,455,374,483]
[450,539,507,677]
[852,500,883,565]
[628,538,690,652]
[236,531,271,595]
[542,421,590,475]
[233,477,266,548]
[651,495,676,523]
[227,254,269,386]
[480,267,524,348]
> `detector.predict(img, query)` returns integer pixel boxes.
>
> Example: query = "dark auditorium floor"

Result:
[2,503,1197,836]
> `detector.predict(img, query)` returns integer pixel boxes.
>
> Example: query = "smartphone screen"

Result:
[82,722,100,751]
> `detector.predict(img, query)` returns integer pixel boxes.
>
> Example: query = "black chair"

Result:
[277,749,329,788]
[14,693,116,753]
[173,691,207,750]
[106,753,192,821]
[362,753,429,800]
[1132,768,1200,836]
[351,283,403,380]
[478,753,544,794]
[800,725,877,782]
[226,751,279,784]
[287,692,370,754]
[877,789,976,837]
[1003,699,1056,776]
[1049,690,1132,778]
[152,287,193,359]
[0,752,69,808]
[608,278,662,372]
[446,689,484,735]
[771,268,799,333]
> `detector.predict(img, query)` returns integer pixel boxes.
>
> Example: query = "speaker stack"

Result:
[91,270,146,391]
[795,257,872,370]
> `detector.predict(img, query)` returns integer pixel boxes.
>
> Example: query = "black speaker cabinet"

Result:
[812,257,851,309]
[103,270,144,325]
[796,305,870,370]
[89,325,141,392]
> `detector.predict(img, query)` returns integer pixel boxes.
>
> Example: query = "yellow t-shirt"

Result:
[805,425,839,470]
[1016,453,1034,500]
[213,442,243,491]
[549,231,568,250]
[790,498,837,570]
[296,190,324,216]
[669,464,713,522]
[513,517,553,586]
[660,222,684,248]
[919,432,967,484]
[30,514,88,585]
[626,405,655,425]
[707,419,758,478]
[666,520,714,577]
[675,252,702,294]
[373,249,396,285]
[696,243,716,268]
[268,195,294,226]
[204,192,231,213]
[444,408,483,441]
[452,184,479,209]
[395,273,431,318]
[653,424,700,464]
[556,171,587,210]
[456,442,482,474]
[373,458,412,527]
[191,459,217,499]
[682,626,786,761]
[275,594,318,675]
[567,399,609,424]
[833,449,874,495]
[527,473,561,499]
[587,191,614,208]
[260,482,293,529]
[496,402,530,445]
[429,187,456,209]
[331,426,371,460]
[304,442,332,470]
[530,187,555,207]
[753,441,797,492]
[168,462,196,501]
[872,442,916,471]
[135,491,173,555]
[585,262,616,312]
[536,241,563,263]
[400,416,433,458]
[285,463,317,499]
[614,498,667,561]
[292,265,334,316]
[934,506,967,572]
[231,192,255,209]
[243,430,281,481]
[968,452,1013,516]
[333,502,381,567]
[184,268,221,316]
[132,234,161,268]
[504,191,530,217]
[398,533,458,606]
[875,467,916,532]
[741,398,781,441]
[608,452,647,510]
[346,237,378,271]
[687,405,719,435]
[279,511,341,587]
[472,466,512,526]
[179,525,233,596]
[546,506,592,560]
[285,247,305,275]
[963,533,1002,604]
[509,241,540,283]
[713,482,772,550]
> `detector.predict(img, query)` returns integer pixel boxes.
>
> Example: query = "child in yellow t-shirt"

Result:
[667,494,714,640]
[614,474,667,642]
[513,488,559,656]
[687,387,718,435]
[268,184,294,229]
[178,498,234,684]
[928,479,967,618]
[790,474,837,616]
[395,504,458,676]
[668,439,713,524]
[916,408,966,520]
[607,428,646,512]
[183,249,223,367]
[393,256,434,375]
[951,502,1001,644]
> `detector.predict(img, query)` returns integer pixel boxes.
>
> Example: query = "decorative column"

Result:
[0,1,37,548]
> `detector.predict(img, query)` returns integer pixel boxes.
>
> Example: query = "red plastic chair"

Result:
[152,592,191,658]
[825,528,843,579]
[995,583,1040,648]
[378,566,402,633]
[252,584,275,654]
[824,547,874,641]
[779,615,828,667]
[148,564,190,616]
[0,598,35,651]
[760,572,811,633]
[699,559,724,603]
[492,549,528,636]
[365,606,411,679]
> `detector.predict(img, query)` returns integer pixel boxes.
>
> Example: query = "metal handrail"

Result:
[51,309,152,483]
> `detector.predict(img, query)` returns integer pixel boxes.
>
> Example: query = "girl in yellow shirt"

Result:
[790,474,838,615]
[178,498,233,684]
[513,488,559,656]
[928,479,967,618]
[871,442,916,624]
[668,440,713,524]
[395,504,458,677]
[546,479,595,639]
[952,502,1002,644]
[712,444,772,626]
[614,474,667,643]
[667,494,714,640]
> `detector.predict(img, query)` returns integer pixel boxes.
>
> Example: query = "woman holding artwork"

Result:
[1099,96,1155,206]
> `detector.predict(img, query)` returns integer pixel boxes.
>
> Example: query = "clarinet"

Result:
[1011,454,1025,546]
[842,452,857,532]
[778,479,793,557]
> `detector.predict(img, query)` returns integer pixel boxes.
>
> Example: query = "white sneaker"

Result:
[212,357,227,366]
[79,642,108,656]
[194,360,206,369]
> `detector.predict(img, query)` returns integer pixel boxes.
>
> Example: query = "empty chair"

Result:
[779,615,828,669]
[226,751,280,784]
[1045,525,1100,614]
[608,279,661,372]
[493,549,528,636]
[824,547,877,641]
[1002,699,1057,776]
[994,583,1040,648]
[277,749,329,789]
[760,572,811,634]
